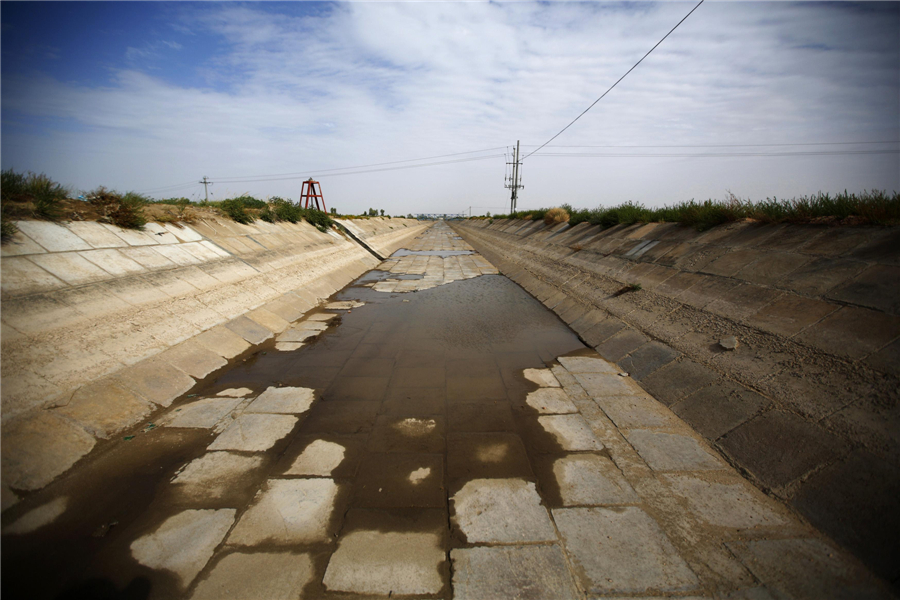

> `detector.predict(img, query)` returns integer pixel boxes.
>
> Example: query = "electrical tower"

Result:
[504,140,523,214]
[199,176,213,202]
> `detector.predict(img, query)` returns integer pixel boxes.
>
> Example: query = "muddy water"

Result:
[2,224,586,600]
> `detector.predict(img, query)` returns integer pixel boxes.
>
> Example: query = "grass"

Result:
[481,190,900,231]
[87,188,148,229]
[2,169,70,222]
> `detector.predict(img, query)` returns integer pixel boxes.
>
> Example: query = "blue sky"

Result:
[2,1,898,215]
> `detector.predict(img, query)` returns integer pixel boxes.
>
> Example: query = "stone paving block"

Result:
[54,379,154,439]
[0,257,67,295]
[164,398,242,429]
[827,264,900,315]
[323,528,444,595]
[3,497,68,535]
[665,474,789,529]
[451,545,579,600]
[1,412,96,491]
[557,355,618,374]
[671,381,770,440]
[525,388,578,414]
[553,506,699,594]
[793,450,900,582]
[16,221,92,252]
[597,329,650,362]
[194,325,251,359]
[190,551,314,600]
[626,430,724,471]
[208,414,298,452]
[595,394,680,429]
[115,358,196,407]
[452,479,556,544]
[130,509,236,589]
[573,371,639,398]
[27,252,112,285]
[539,414,604,451]
[523,368,560,387]
[171,452,264,500]
[794,306,900,360]
[619,341,681,380]
[553,453,639,506]
[160,341,228,379]
[246,386,315,414]
[245,307,290,334]
[746,295,838,337]
[224,315,274,344]
[719,410,846,489]
[726,538,893,600]
[640,359,719,406]
[228,478,340,545]
[79,248,146,277]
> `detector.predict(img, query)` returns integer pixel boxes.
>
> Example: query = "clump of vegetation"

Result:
[87,188,148,229]
[482,190,899,231]
[543,207,570,225]
[1,169,70,224]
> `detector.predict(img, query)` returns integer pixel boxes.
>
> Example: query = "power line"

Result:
[213,146,506,183]
[523,140,899,150]
[530,149,899,158]
[523,0,705,160]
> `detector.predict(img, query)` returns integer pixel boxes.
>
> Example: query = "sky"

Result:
[2,1,898,217]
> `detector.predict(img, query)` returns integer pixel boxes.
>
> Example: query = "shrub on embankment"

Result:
[481,190,900,231]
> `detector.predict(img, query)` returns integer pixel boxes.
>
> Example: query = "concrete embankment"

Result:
[0,216,429,497]
[451,217,900,584]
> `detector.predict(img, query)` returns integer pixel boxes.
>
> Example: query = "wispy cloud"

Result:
[2,2,897,214]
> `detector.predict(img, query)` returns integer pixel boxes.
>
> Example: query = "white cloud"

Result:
[2,2,897,215]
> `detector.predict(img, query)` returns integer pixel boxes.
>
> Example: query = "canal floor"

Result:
[2,222,894,600]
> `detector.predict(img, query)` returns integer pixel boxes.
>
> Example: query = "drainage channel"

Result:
[1,222,892,600]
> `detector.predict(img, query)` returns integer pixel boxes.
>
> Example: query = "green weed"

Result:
[88,188,148,229]
[1,169,69,220]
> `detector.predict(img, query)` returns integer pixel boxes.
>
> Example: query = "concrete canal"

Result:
[2,222,894,599]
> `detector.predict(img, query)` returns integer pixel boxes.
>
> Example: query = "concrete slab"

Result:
[523,367,560,387]
[246,386,315,414]
[306,313,337,322]
[115,358,196,407]
[0,257,66,295]
[163,223,203,242]
[164,398,242,429]
[217,387,252,397]
[827,264,900,315]
[275,342,306,352]
[208,414,297,452]
[286,440,346,476]
[323,530,445,595]
[640,360,720,406]
[452,478,556,544]
[224,315,274,344]
[194,326,251,360]
[54,379,154,439]
[671,381,770,440]
[554,506,699,594]
[451,545,579,600]
[228,478,339,545]
[595,394,680,429]
[294,320,329,331]
[16,221,92,252]
[3,497,68,535]
[27,252,112,285]
[794,306,900,360]
[1,228,48,256]
[538,414,604,451]
[161,341,228,379]
[101,223,156,246]
[2,483,20,511]
[726,538,892,600]
[627,430,723,471]
[597,329,651,362]
[525,388,578,414]
[119,246,177,269]
[325,300,365,310]
[2,412,96,491]
[153,244,203,266]
[275,328,319,343]
[190,551,314,600]
[558,355,618,374]
[171,452,264,499]
[573,372,639,398]
[130,509,236,589]
[79,249,146,276]
[746,295,838,337]
[619,341,681,380]
[665,474,789,529]
[245,308,289,335]
[553,454,640,506]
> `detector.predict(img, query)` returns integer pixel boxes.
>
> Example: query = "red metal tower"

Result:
[300,178,326,212]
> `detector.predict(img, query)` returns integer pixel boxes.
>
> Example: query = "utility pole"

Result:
[504,140,523,214]
[199,176,213,202]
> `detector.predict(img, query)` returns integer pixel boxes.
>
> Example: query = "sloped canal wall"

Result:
[451,217,900,585]
[1,216,430,497]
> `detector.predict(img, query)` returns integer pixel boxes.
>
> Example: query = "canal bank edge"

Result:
[1,217,431,500]
[450,217,900,586]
